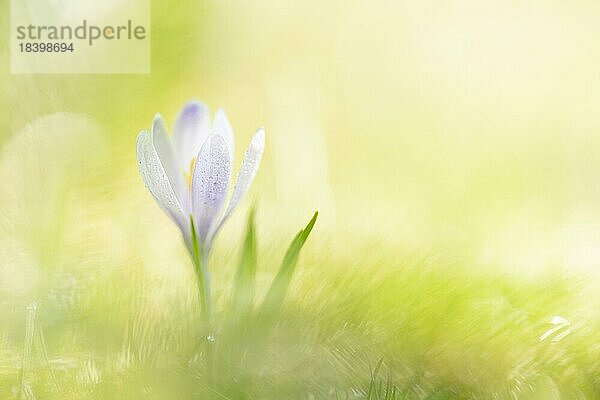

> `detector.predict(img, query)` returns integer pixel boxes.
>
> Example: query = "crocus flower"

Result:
[136,100,265,259]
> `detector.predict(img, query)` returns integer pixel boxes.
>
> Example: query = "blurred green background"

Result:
[1,0,600,398]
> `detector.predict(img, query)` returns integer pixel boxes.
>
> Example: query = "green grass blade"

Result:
[258,211,318,319]
[189,216,201,271]
[229,209,258,323]
[367,358,384,400]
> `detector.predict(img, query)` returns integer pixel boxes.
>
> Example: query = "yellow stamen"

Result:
[184,157,196,188]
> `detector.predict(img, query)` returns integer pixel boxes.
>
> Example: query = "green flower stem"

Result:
[196,253,211,332]
[190,218,215,391]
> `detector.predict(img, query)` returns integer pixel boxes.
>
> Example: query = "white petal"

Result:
[209,128,265,243]
[136,130,189,238]
[172,100,211,174]
[213,108,235,164]
[191,134,231,246]
[152,114,189,214]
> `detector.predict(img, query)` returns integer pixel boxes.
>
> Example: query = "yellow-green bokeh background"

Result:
[1,0,600,398]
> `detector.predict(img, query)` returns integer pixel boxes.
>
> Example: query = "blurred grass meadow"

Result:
[2,0,600,398]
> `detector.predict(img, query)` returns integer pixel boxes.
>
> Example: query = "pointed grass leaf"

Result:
[258,211,318,319]
[189,216,201,271]
[229,208,258,323]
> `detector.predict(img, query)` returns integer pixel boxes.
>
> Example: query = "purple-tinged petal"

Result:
[136,130,190,242]
[151,114,189,214]
[172,100,211,174]
[213,108,235,164]
[191,134,231,248]
[208,128,265,244]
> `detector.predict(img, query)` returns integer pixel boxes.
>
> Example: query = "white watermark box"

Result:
[11,0,150,74]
